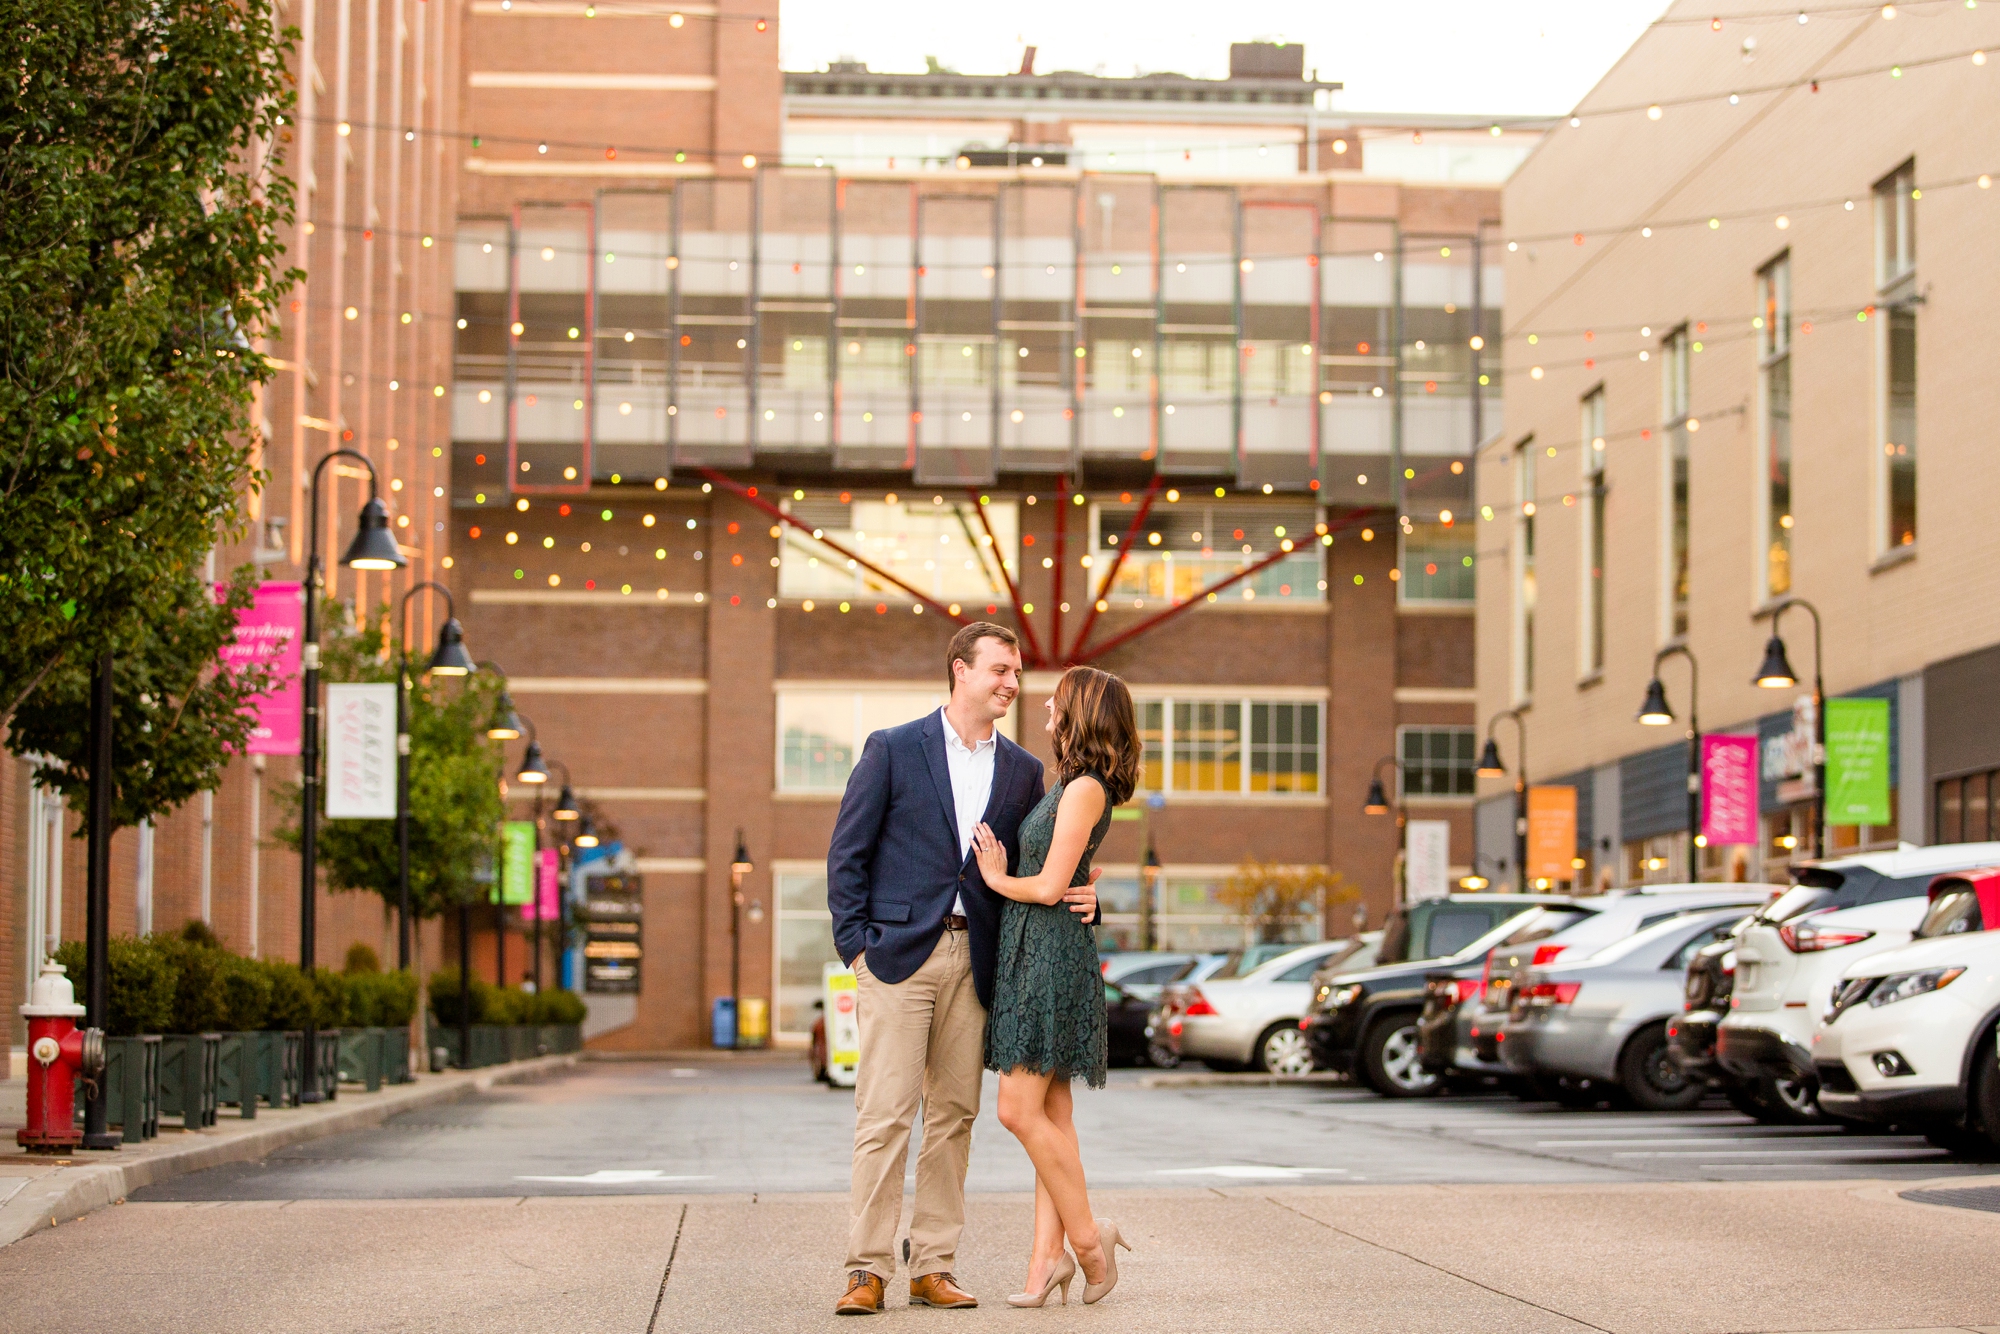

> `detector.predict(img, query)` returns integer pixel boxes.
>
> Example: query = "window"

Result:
[1936,767,2000,844]
[1579,387,1607,674]
[1874,161,1918,553]
[1399,725,1476,798]
[1757,257,1793,598]
[1511,438,1536,701]
[777,688,951,792]
[1136,696,1322,795]
[1660,327,1691,639]
[1399,522,1474,603]
[774,867,838,1039]
[777,497,1018,603]
[1090,501,1324,606]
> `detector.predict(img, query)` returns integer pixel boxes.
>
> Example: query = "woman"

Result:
[971,665,1141,1307]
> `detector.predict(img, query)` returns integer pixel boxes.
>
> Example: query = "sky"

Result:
[779,0,1673,116]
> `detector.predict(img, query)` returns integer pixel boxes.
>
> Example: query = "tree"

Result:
[8,566,276,836]
[272,602,508,921]
[1217,859,1357,944]
[0,0,296,722]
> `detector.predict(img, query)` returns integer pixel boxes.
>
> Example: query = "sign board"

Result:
[1404,820,1451,902]
[581,873,643,993]
[823,963,860,1087]
[323,683,397,818]
[525,847,560,922]
[1526,786,1578,881]
[219,581,302,755]
[1826,697,1892,826]
[498,822,536,905]
[1701,735,1761,846]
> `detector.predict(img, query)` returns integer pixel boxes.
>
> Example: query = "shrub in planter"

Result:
[53,937,176,1036]
[376,971,418,1027]
[219,953,273,1032]
[310,967,350,1029]
[344,942,381,974]
[485,986,532,1026]
[531,989,587,1025]
[262,960,315,1032]
[428,968,492,1026]
[151,931,231,1034]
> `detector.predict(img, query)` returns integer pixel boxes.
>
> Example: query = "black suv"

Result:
[1303,895,1572,1097]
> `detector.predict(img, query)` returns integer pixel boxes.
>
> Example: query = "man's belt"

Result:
[943,914,969,931]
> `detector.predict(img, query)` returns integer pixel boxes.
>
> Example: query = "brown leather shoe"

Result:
[836,1270,885,1315]
[910,1271,978,1308]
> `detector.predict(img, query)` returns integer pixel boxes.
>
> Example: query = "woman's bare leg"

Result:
[1026,1079,1080,1289]
[997,1069,1104,1283]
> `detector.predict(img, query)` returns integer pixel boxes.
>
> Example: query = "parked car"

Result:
[1167,940,1355,1075]
[1104,980,1155,1068]
[1496,907,1753,1110]
[1304,895,1575,1097]
[1665,920,1751,1105]
[1718,841,2000,1123]
[1812,867,2000,1150]
[1419,885,1779,1086]
[1145,945,1329,1069]
[1100,951,1203,1000]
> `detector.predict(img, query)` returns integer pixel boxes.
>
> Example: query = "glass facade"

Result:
[1136,696,1322,795]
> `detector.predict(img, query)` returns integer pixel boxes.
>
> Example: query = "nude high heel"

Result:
[1005,1251,1075,1307]
[1080,1220,1131,1305]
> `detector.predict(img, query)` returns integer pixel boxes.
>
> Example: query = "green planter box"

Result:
[382,1026,412,1084]
[215,1033,257,1119]
[313,1030,341,1101]
[337,1029,384,1092]
[506,1025,536,1063]
[535,1025,557,1058]
[554,1023,583,1054]
[159,1033,221,1130]
[76,1035,160,1140]
[256,1031,302,1108]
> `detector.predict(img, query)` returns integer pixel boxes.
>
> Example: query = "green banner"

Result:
[1825,697,1892,827]
[499,821,537,905]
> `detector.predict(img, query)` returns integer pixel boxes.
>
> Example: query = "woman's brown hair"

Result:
[1050,666,1141,806]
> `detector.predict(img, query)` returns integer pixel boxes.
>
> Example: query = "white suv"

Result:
[1717,841,2000,1123]
[1812,870,2000,1151]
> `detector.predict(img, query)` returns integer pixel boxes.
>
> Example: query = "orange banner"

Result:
[1526,786,1578,881]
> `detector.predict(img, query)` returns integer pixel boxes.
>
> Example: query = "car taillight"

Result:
[1101,959,1111,975]
[1777,921,1876,953]
[1453,979,1482,1004]
[1531,944,1568,965]
[1183,990,1217,1016]
[1526,981,1582,1005]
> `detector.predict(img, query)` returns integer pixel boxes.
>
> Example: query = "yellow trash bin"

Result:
[737,996,769,1048]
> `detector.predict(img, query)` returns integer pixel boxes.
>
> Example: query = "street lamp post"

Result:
[395,582,473,970]
[452,663,521,1069]
[1139,844,1161,951]
[1754,597,1827,860]
[81,652,119,1149]
[1477,709,1529,892]
[504,714,550,989]
[538,762,580,997]
[730,832,753,1048]
[299,449,407,1102]
[1638,644,1701,881]
[1363,756,1408,902]
[1458,853,1504,891]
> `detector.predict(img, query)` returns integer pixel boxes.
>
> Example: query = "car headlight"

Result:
[1329,984,1364,1009]
[1315,984,1332,1004]
[1868,966,1965,1008]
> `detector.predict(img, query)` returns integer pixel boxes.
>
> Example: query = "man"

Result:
[827,623,1099,1315]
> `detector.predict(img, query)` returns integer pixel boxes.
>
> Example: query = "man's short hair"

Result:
[946,621,1021,692]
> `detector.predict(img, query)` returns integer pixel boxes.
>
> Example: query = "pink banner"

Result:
[219,581,303,755]
[526,847,561,922]
[1701,735,1760,846]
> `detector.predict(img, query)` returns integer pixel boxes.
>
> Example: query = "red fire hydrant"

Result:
[17,958,104,1153]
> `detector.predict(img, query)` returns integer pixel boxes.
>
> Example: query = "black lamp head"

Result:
[553,784,580,821]
[572,816,599,848]
[486,692,523,741]
[1363,776,1391,816]
[1754,633,1799,689]
[343,496,407,570]
[1636,677,1674,726]
[515,739,549,784]
[428,617,474,675]
[1475,737,1507,778]
[731,830,752,876]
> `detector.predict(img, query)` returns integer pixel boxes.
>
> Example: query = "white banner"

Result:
[1405,819,1452,902]
[324,682,398,819]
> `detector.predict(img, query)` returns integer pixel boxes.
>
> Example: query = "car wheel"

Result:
[1361,1014,1439,1098]
[1738,1074,1823,1125]
[1253,1023,1316,1078]
[1923,1125,2000,1159]
[1617,1023,1706,1112]
[1145,1039,1180,1070]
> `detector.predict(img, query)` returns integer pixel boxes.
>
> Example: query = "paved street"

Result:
[5,1057,2000,1332]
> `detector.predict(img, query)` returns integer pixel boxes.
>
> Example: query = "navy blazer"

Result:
[827,711,1046,1010]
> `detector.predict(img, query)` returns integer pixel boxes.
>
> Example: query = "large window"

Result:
[777,688,952,792]
[1579,387,1607,674]
[774,866,837,1040]
[1136,696,1322,795]
[1399,726,1477,798]
[1660,327,1691,640]
[1937,769,2000,845]
[1511,437,1536,702]
[1758,256,1792,599]
[1874,160,1918,553]
[1400,522,1474,603]
[778,497,1019,605]
[1090,500,1324,606]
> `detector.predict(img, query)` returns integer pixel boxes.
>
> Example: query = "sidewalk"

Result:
[0,1053,576,1248]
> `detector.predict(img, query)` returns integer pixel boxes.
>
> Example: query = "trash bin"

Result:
[738,997,769,1049]
[711,997,737,1049]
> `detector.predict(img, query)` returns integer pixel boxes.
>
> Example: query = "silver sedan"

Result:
[1172,940,1363,1076]
[1497,907,1749,1110]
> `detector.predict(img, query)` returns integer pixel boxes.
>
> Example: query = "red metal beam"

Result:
[1065,475,1162,662]
[697,469,970,624]
[965,487,1047,666]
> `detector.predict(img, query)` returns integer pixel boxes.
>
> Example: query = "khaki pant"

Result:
[845,929,985,1280]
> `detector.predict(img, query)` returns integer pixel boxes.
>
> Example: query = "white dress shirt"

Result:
[941,707,996,915]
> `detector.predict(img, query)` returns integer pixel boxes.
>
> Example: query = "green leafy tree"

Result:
[0,0,297,721]
[273,601,507,922]
[7,567,275,837]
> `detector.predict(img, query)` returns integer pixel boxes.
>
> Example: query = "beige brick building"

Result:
[1476,0,2000,889]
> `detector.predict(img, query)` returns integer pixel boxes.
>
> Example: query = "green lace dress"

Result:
[983,775,1115,1089]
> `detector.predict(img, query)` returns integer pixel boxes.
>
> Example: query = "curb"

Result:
[0,1053,577,1249]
